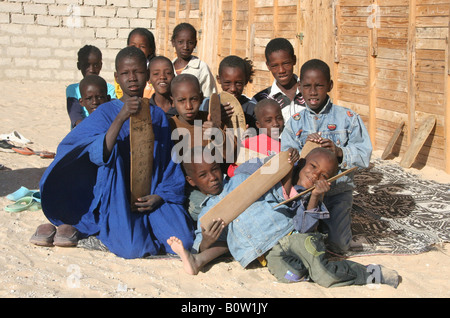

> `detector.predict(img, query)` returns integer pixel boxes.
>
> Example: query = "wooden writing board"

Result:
[300,141,321,159]
[381,121,405,160]
[219,91,247,140]
[235,147,268,165]
[400,116,436,168]
[208,93,222,128]
[130,98,154,210]
[199,151,293,228]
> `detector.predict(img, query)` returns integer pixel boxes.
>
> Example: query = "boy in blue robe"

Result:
[31,46,195,259]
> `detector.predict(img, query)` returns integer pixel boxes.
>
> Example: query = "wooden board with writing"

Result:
[219,91,247,140]
[129,98,154,211]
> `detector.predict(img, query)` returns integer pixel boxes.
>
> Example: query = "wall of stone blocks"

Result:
[0,0,158,85]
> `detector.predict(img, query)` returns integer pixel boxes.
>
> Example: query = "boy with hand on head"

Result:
[252,38,305,122]
[67,45,116,128]
[148,55,177,117]
[168,147,399,288]
[35,46,194,259]
[78,75,111,117]
[281,59,373,255]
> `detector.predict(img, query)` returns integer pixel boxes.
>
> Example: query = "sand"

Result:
[0,79,449,299]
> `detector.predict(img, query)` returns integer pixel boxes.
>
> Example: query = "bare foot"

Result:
[167,236,200,275]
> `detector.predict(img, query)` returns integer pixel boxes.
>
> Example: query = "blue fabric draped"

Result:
[40,99,194,259]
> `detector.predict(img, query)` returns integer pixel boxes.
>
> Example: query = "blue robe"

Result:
[40,99,194,259]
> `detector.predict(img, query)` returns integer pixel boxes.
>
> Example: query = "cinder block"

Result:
[0,2,23,14]
[130,18,151,29]
[39,59,61,69]
[108,38,126,49]
[107,0,129,7]
[117,28,132,39]
[15,58,37,67]
[36,37,60,48]
[108,17,129,28]
[4,68,28,78]
[130,0,152,8]
[6,46,28,57]
[96,28,118,39]
[85,16,107,28]
[25,24,49,35]
[48,4,71,16]
[95,7,116,17]
[138,8,156,19]
[11,14,35,24]
[117,7,137,18]
[30,47,51,57]
[11,35,36,46]
[36,15,61,27]
[60,38,82,48]
[23,3,48,15]
[0,13,11,24]
[29,69,52,80]
[84,0,107,5]
[1,24,24,35]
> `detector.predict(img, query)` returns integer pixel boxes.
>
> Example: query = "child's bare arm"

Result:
[198,218,225,252]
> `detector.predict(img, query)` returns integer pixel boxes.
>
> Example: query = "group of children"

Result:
[30,23,400,289]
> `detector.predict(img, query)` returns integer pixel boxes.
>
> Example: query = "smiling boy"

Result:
[252,38,306,122]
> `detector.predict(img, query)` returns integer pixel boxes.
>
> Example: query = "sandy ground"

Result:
[0,79,449,300]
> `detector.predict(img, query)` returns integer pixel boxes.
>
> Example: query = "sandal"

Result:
[30,223,56,247]
[6,186,38,201]
[4,197,35,213]
[53,224,79,247]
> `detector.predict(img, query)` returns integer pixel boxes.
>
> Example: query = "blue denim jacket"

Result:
[281,98,372,195]
[193,173,295,268]
[291,187,329,233]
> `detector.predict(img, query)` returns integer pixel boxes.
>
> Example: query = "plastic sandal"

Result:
[12,147,35,155]
[4,197,35,213]
[6,186,37,201]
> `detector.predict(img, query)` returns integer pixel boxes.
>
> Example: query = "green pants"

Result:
[266,232,373,287]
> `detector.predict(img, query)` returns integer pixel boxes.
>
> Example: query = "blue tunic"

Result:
[40,99,194,259]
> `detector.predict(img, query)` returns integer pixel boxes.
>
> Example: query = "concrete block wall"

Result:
[0,0,158,85]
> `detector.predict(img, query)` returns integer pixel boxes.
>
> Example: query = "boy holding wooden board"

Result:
[167,147,399,288]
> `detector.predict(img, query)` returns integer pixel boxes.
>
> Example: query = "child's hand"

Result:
[306,132,323,144]
[306,133,343,159]
[221,102,234,118]
[134,194,163,213]
[203,114,220,139]
[200,218,225,250]
[119,96,141,120]
[288,147,300,164]
[311,179,330,198]
[307,179,330,210]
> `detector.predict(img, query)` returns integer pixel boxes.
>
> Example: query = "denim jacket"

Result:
[291,186,330,233]
[193,173,295,268]
[281,98,372,195]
